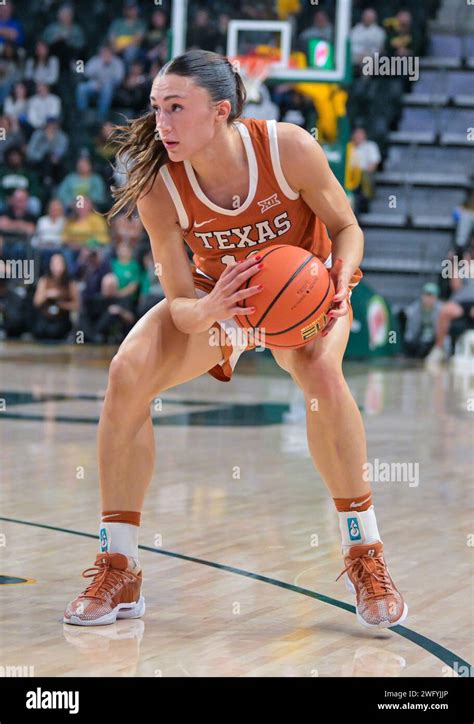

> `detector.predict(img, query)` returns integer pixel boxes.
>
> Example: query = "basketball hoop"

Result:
[231,54,273,103]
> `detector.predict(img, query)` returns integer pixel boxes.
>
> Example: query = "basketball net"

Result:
[231,53,274,104]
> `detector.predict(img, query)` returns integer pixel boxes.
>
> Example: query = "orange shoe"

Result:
[336,541,408,628]
[63,552,145,626]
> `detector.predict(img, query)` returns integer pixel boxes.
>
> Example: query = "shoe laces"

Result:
[336,552,394,598]
[80,554,131,601]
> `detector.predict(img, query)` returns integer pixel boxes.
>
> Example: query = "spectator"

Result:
[403,282,441,358]
[276,0,301,21]
[187,9,219,51]
[42,3,85,72]
[0,1,25,50]
[453,191,474,253]
[26,116,69,188]
[27,82,62,130]
[0,40,25,105]
[351,9,386,66]
[109,240,141,298]
[24,40,60,88]
[0,256,33,338]
[241,0,277,21]
[0,146,43,215]
[57,155,107,211]
[0,113,26,163]
[91,121,120,181]
[75,246,112,341]
[31,198,67,273]
[110,208,144,247]
[4,80,28,124]
[350,126,381,211]
[142,9,169,66]
[62,195,110,276]
[75,45,125,122]
[384,10,420,57]
[213,14,231,56]
[113,60,150,113]
[108,0,146,66]
[298,10,333,53]
[32,251,79,340]
[91,241,139,342]
[93,270,136,343]
[0,188,38,260]
[425,240,474,366]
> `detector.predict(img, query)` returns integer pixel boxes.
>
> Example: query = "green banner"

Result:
[346,281,401,359]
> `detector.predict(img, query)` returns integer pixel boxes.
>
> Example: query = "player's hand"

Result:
[321,258,351,337]
[200,255,264,321]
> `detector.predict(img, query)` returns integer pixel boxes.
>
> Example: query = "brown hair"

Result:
[105,49,247,222]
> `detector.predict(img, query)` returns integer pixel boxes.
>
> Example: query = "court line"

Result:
[0,515,471,674]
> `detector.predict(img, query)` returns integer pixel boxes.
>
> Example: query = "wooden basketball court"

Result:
[1,341,472,677]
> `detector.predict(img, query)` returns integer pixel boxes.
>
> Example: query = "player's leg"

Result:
[98,296,223,512]
[271,313,366,498]
[425,301,464,366]
[64,297,224,626]
[271,313,408,628]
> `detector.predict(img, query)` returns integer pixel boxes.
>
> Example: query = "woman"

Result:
[62,195,110,274]
[32,197,66,274]
[0,41,24,106]
[24,40,60,89]
[91,243,139,344]
[3,81,29,124]
[64,50,408,629]
[32,252,79,340]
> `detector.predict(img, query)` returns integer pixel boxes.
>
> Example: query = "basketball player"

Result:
[64,50,408,628]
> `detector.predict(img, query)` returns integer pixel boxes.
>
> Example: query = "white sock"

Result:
[99,521,139,565]
[338,505,382,554]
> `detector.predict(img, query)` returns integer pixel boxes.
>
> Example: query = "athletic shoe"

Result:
[63,552,145,626]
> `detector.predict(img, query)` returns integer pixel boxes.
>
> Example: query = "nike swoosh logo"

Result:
[194,218,216,228]
[350,495,372,508]
[102,513,122,518]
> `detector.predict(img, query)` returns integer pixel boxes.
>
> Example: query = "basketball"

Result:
[235,244,335,349]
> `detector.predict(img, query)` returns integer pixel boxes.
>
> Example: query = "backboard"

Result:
[170,0,352,84]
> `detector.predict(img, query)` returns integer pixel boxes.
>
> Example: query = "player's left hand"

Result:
[321,258,351,337]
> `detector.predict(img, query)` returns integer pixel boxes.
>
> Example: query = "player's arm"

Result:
[277,122,364,323]
[136,174,215,334]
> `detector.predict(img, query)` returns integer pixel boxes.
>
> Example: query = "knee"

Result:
[106,350,146,402]
[106,338,165,406]
[292,350,346,402]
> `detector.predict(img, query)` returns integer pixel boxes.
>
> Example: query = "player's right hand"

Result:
[201,255,265,321]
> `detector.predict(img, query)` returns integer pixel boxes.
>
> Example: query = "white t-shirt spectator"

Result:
[4,95,28,120]
[352,140,381,172]
[27,93,62,129]
[24,55,60,87]
[351,22,386,62]
[32,214,65,247]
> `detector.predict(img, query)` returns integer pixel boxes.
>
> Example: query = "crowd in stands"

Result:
[0,0,471,360]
